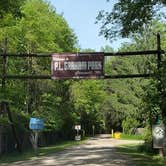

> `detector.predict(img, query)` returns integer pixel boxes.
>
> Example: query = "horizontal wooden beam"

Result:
[104,50,165,56]
[0,73,155,80]
[0,53,52,57]
[0,50,164,57]
[5,75,51,79]
[104,73,154,79]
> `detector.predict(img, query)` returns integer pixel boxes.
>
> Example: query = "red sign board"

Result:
[51,53,104,79]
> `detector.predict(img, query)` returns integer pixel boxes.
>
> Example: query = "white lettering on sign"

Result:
[51,53,104,79]
[54,61,63,71]
[54,61,102,71]
[64,61,87,70]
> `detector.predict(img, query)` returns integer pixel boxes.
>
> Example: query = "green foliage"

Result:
[70,80,107,134]
[122,118,139,134]
[0,0,166,155]
[0,0,77,53]
[141,22,166,125]
[0,0,77,144]
[0,116,9,125]
[96,0,166,39]
[105,56,136,130]
[100,45,114,52]
[143,125,153,144]
[81,48,96,52]
[100,21,166,135]
[102,52,149,131]
[117,145,166,165]
[0,0,25,18]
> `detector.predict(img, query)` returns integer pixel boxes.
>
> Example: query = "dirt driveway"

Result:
[1,135,144,166]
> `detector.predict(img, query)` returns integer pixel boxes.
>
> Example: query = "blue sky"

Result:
[50,0,128,51]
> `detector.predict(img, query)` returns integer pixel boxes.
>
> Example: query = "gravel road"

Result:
[1,134,144,166]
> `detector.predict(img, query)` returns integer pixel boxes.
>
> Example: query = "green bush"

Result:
[122,118,139,134]
[137,125,157,154]
[143,125,153,143]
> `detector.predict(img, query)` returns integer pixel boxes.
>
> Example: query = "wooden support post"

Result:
[156,33,164,158]
[31,131,39,155]
[30,131,39,155]
[34,131,39,154]
[1,38,7,92]
[6,103,22,152]
[157,33,161,71]
[1,39,21,153]
[92,125,95,137]
[0,39,6,115]
[27,57,33,114]
[1,38,7,116]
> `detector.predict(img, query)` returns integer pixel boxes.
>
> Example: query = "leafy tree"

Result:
[0,0,78,149]
[100,45,114,52]
[122,118,139,134]
[96,0,166,39]
[10,0,76,53]
[100,21,166,132]
[70,80,107,134]
[0,0,25,18]
[1,0,166,154]
[131,20,166,123]
[81,48,96,52]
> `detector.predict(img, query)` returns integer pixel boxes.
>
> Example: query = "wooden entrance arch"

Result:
[0,33,165,154]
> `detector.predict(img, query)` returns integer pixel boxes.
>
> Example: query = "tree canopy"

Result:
[0,0,25,18]
[0,0,78,140]
[0,0,166,154]
[96,0,166,39]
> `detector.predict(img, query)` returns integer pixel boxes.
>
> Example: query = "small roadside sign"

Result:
[75,135,81,141]
[75,125,81,130]
[152,125,165,148]
[74,125,81,141]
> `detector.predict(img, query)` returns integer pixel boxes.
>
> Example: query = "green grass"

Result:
[117,144,166,166]
[120,134,144,140]
[0,139,86,164]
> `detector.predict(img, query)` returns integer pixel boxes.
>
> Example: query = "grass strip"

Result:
[116,144,166,166]
[120,134,144,140]
[0,139,86,164]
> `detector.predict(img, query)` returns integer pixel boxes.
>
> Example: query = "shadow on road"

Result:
[1,135,143,166]
[2,147,135,166]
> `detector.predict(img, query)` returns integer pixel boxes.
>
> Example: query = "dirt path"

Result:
[1,135,144,166]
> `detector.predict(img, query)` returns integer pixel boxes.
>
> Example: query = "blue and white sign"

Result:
[29,118,44,130]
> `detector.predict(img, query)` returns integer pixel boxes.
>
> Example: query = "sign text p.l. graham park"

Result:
[51,53,104,79]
